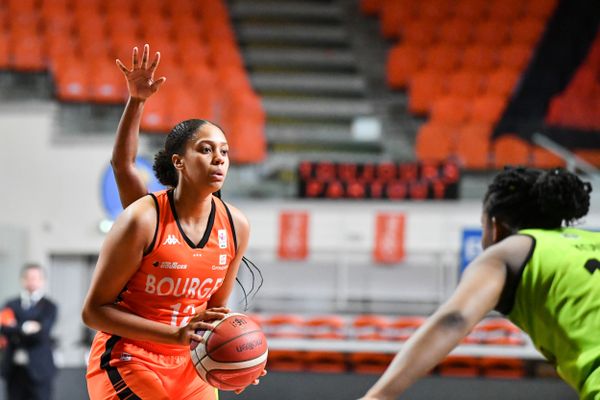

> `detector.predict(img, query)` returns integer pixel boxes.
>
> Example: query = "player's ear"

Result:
[172,154,184,171]
[491,217,512,243]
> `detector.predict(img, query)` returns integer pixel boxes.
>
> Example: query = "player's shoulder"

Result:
[116,194,158,232]
[219,199,250,232]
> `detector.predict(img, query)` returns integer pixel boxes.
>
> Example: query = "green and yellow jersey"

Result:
[500,228,600,399]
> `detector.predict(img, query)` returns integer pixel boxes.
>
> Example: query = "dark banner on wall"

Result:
[297,161,460,200]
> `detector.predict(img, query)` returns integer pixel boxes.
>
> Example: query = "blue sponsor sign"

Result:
[101,157,165,220]
[459,228,483,278]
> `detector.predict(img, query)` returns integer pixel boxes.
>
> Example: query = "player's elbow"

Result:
[437,311,468,331]
[81,299,99,330]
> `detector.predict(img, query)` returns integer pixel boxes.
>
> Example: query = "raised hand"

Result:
[116,44,166,101]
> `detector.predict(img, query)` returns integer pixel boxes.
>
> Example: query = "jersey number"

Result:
[169,303,195,327]
[584,259,600,274]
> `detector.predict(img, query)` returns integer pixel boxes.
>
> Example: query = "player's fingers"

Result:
[150,77,166,92]
[207,307,231,314]
[190,333,205,343]
[191,321,215,331]
[141,43,149,68]
[201,310,228,321]
[132,46,139,68]
[115,59,129,74]
[149,51,161,73]
[260,369,267,377]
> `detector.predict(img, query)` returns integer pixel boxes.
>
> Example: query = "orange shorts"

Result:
[86,332,217,400]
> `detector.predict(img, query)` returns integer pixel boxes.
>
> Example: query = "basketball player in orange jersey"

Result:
[82,44,262,399]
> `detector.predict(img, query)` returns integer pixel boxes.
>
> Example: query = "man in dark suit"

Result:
[0,263,58,400]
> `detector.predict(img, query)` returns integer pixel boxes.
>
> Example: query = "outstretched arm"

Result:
[113,44,166,208]
[361,235,533,400]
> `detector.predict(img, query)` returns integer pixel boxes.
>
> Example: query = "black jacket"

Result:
[0,297,57,383]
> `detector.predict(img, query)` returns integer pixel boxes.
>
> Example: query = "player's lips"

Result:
[209,170,225,181]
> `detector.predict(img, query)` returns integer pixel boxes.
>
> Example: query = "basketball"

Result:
[190,313,268,391]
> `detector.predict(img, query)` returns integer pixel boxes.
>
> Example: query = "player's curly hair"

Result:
[483,166,592,230]
[153,119,213,187]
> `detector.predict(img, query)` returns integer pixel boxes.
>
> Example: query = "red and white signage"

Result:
[373,213,406,264]
[278,212,309,260]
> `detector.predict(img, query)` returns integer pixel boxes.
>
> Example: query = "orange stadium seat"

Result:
[303,315,346,340]
[499,43,533,71]
[408,70,446,115]
[454,0,488,21]
[387,44,424,89]
[484,67,520,97]
[462,45,498,73]
[54,63,91,103]
[350,353,394,374]
[260,314,305,339]
[401,20,439,47]
[140,93,172,133]
[351,315,390,341]
[473,20,511,47]
[481,357,526,379]
[488,0,525,21]
[304,351,347,373]
[439,356,481,377]
[383,316,426,341]
[0,32,9,69]
[420,0,453,22]
[492,135,531,168]
[524,0,558,19]
[89,60,127,104]
[266,350,305,372]
[470,95,507,124]
[438,19,473,46]
[446,70,484,99]
[455,123,492,169]
[430,96,471,125]
[511,17,546,45]
[379,0,416,38]
[415,122,455,162]
[424,45,461,74]
[10,33,46,72]
[360,0,383,16]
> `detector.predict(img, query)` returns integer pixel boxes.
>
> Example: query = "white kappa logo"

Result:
[163,234,181,245]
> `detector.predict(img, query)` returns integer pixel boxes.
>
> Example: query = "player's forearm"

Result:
[82,303,178,345]
[365,311,471,399]
[112,97,144,171]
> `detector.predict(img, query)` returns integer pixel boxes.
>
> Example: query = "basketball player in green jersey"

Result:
[361,167,600,400]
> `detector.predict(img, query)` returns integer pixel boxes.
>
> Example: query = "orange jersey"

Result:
[117,190,237,351]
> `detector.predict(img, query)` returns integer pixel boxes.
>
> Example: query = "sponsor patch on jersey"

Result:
[153,261,188,270]
[120,352,132,361]
[218,229,227,249]
[219,254,227,265]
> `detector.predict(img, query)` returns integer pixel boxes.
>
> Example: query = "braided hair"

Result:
[483,167,592,230]
[152,119,262,309]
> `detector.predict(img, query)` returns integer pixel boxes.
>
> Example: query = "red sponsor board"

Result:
[278,212,309,260]
[373,213,406,263]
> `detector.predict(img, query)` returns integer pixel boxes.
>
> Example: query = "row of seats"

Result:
[250,314,526,346]
[0,0,266,164]
[546,30,600,131]
[361,0,558,170]
[415,124,565,170]
[267,350,527,378]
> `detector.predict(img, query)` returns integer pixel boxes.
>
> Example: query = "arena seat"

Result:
[387,44,424,89]
[455,123,492,169]
[531,146,565,168]
[261,314,305,339]
[439,356,480,377]
[359,0,383,16]
[481,357,526,379]
[351,315,390,341]
[415,122,455,163]
[350,353,394,374]
[304,351,347,373]
[303,315,346,340]
[492,135,531,168]
[266,350,306,372]
[383,316,426,341]
[430,96,471,125]
[408,70,446,114]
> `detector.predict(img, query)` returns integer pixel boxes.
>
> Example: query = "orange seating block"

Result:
[380,0,416,38]
[446,70,484,99]
[415,122,455,163]
[430,96,471,125]
[350,353,394,374]
[492,135,531,168]
[360,0,383,15]
[424,45,461,74]
[383,316,426,341]
[408,70,446,115]
[439,356,480,377]
[401,20,439,47]
[54,63,91,103]
[303,315,346,340]
[267,350,305,372]
[473,20,511,47]
[304,351,347,373]
[140,93,172,133]
[454,0,489,21]
[438,18,473,46]
[524,0,558,18]
[351,315,390,341]
[456,123,492,169]
[462,45,498,73]
[484,67,520,97]
[511,17,546,45]
[387,44,424,89]
[481,357,526,379]
[470,95,507,124]
[499,44,533,71]
[260,314,305,339]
